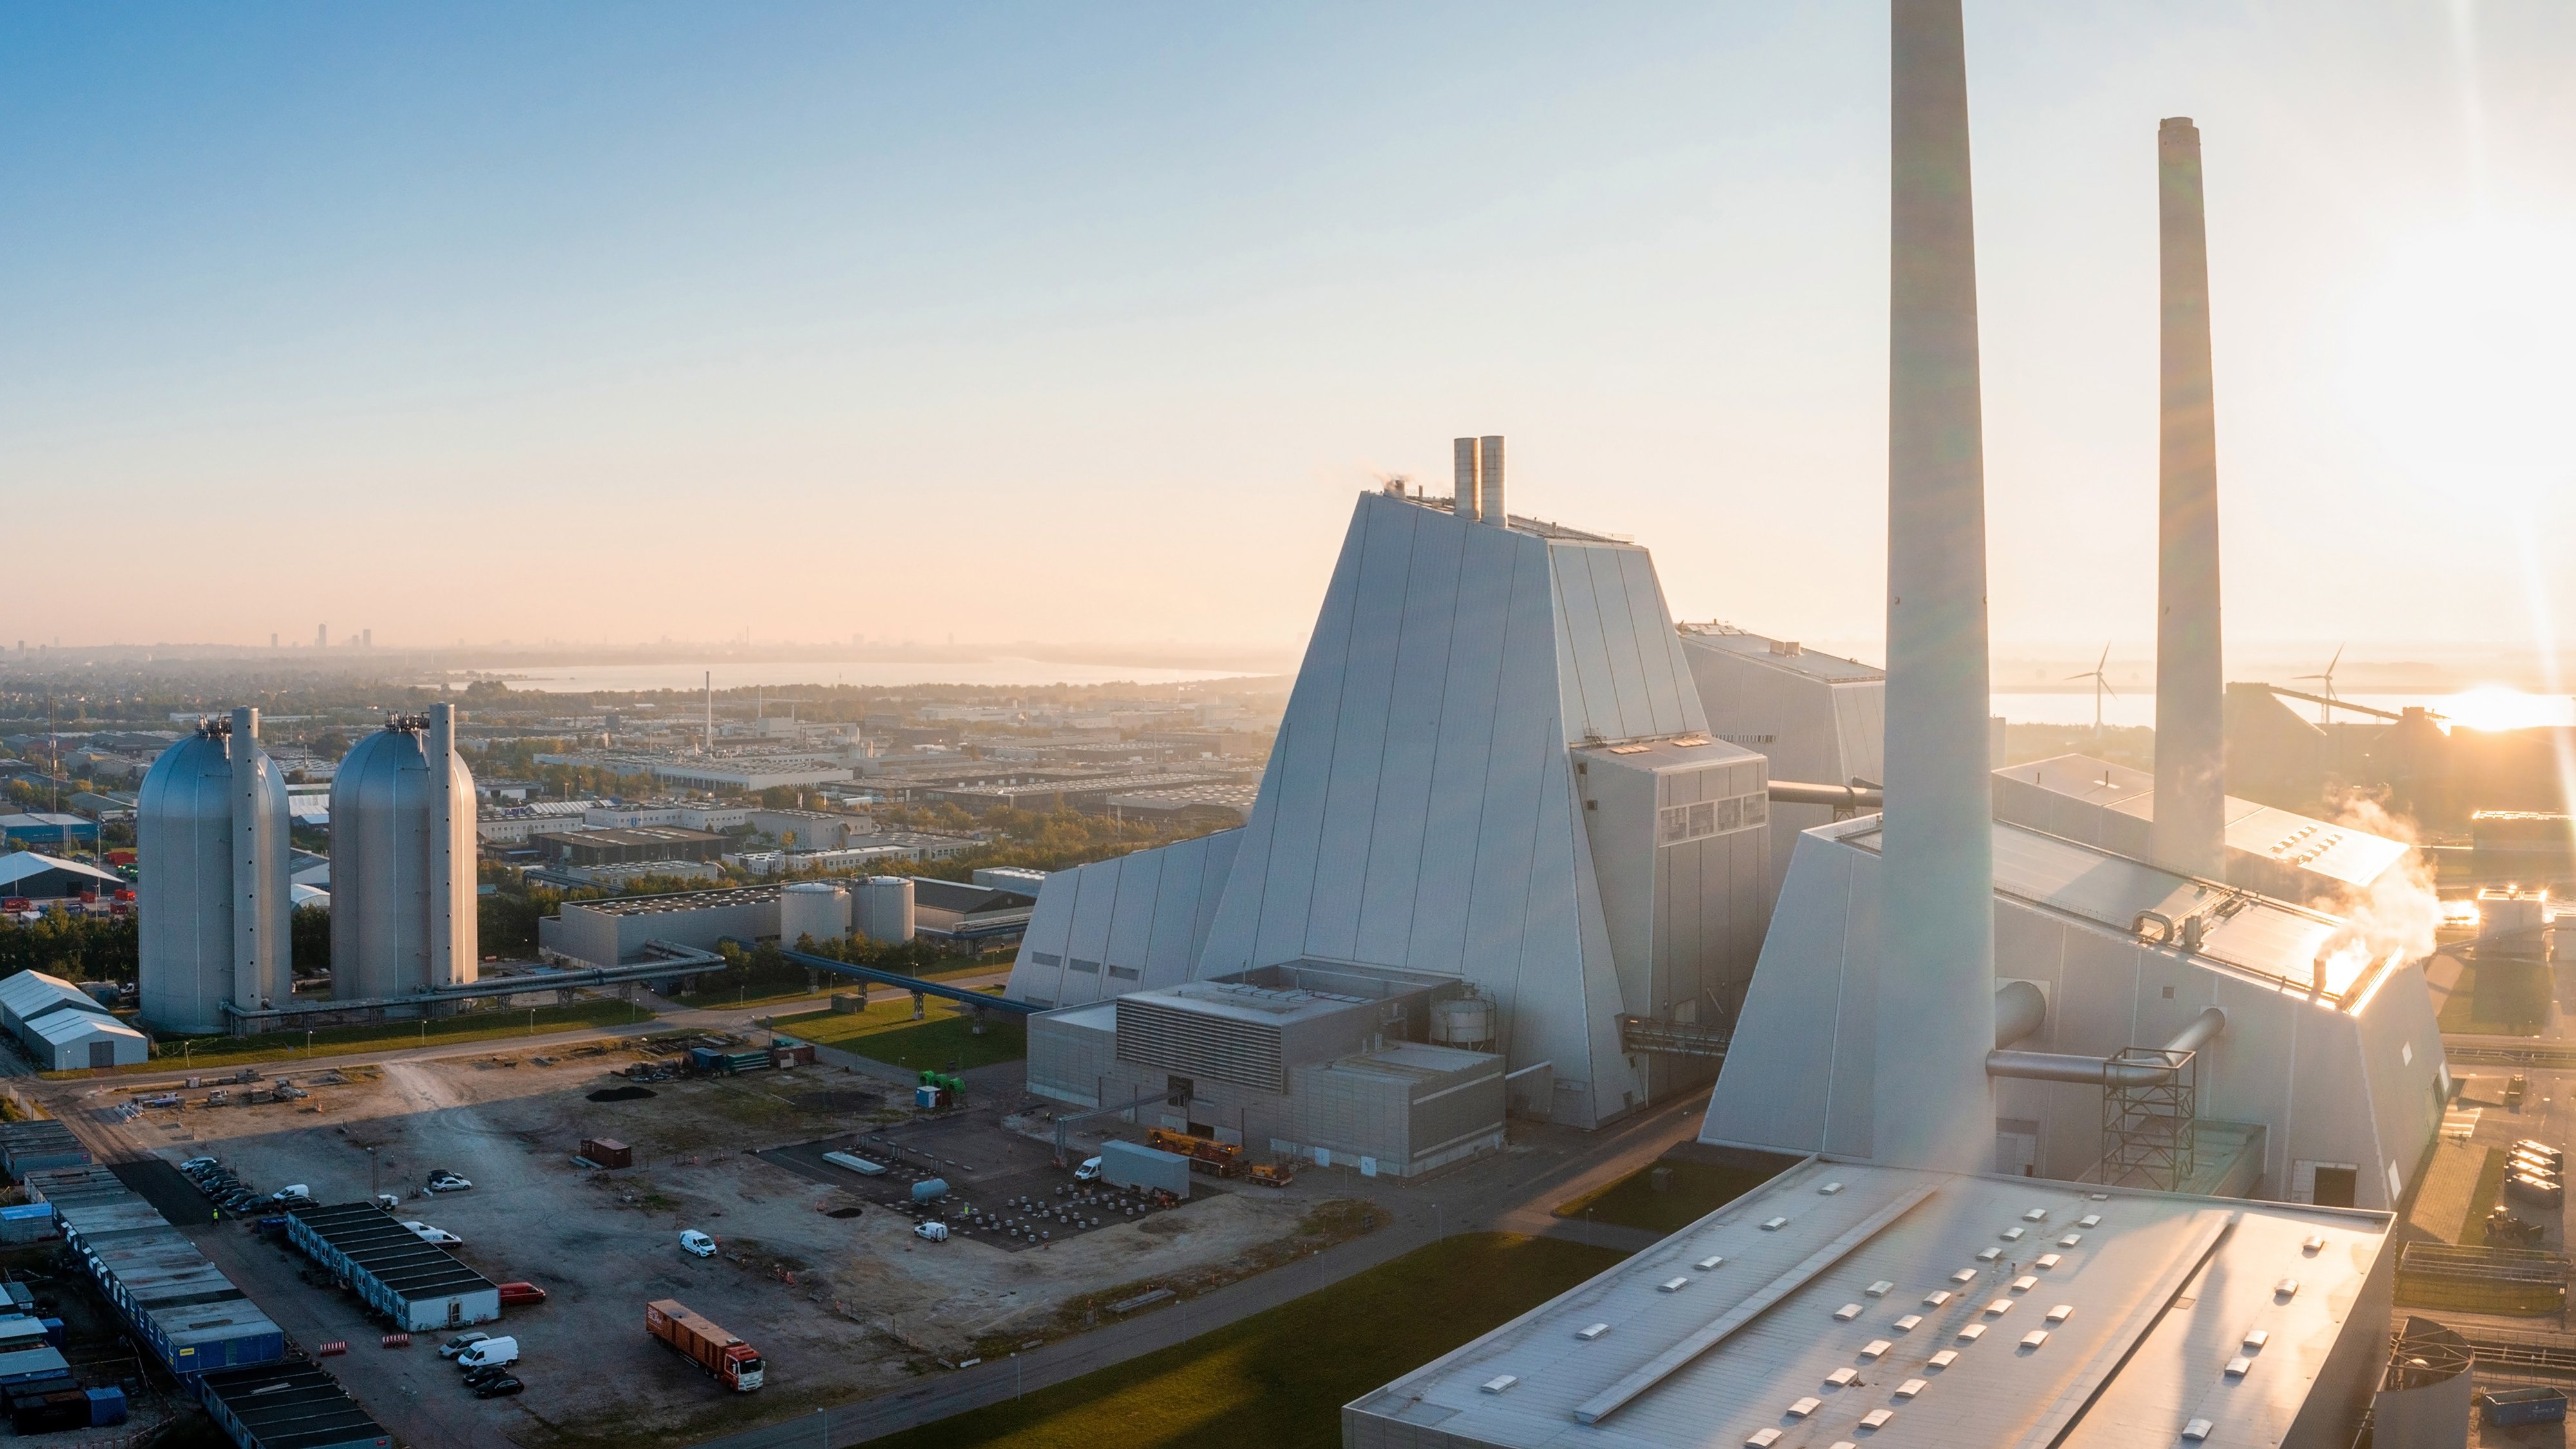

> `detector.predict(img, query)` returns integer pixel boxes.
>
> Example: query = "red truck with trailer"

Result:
[645,1300,764,1392]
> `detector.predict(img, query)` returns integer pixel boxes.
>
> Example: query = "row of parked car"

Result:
[437,1332,524,1397]
[179,1157,311,1216]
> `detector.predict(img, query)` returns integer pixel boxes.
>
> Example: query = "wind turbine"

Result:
[2296,645,2345,724]
[2067,645,2117,734]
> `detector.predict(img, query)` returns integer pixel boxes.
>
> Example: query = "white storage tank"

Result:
[779,882,849,948]
[855,876,915,943]
[1430,996,1495,1050]
[329,705,477,999]
[137,708,292,1034]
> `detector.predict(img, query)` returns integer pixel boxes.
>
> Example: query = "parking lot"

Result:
[80,1041,1334,1448]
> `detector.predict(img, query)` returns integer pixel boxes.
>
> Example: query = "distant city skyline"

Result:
[5,3,2571,658]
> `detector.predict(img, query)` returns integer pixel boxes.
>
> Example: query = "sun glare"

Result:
[2342,216,2576,506]
[2432,685,2575,734]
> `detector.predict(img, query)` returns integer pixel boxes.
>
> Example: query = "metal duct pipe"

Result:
[1994,980,2047,1048]
[1987,1006,2226,1086]
[1770,781,1884,810]
[1872,0,1998,1175]
[2151,115,2227,878]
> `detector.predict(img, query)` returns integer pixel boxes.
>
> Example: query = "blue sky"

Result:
[5,3,2573,663]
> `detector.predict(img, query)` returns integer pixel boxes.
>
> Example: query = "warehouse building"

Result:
[198,1360,391,1449]
[287,1202,500,1332]
[0,970,149,1069]
[534,826,726,870]
[27,1166,284,1379]
[0,1120,91,1182]
[0,851,124,902]
[1027,961,1508,1177]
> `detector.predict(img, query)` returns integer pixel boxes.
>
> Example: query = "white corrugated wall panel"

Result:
[1303,502,1417,963]
[1103,842,1164,979]
[1549,544,1620,741]
[1700,830,1863,1155]
[1405,524,1519,978]
[1351,513,1464,968]
[1003,869,1083,1004]
[1582,545,1658,738]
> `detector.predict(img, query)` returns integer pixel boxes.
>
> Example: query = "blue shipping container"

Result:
[84,1386,126,1427]
[2483,1388,2568,1426]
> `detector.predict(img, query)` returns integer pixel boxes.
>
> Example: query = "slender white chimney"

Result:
[1452,437,1481,520]
[227,707,269,1010]
[1873,0,1998,1175]
[1477,435,1506,524]
[426,703,477,986]
[2152,117,2227,878]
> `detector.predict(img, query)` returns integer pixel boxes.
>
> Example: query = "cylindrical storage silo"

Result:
[1430,998,1495,1050]
[779,882,849,949]
[330,706,478,1000]
[855,876,915,943]
[138,709,292,1034]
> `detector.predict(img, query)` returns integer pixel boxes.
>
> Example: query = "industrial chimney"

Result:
[1873,0,1998,1175]
[1477,435,1506,523]
[2152,117,2227,878]
[1453,437,1481,521]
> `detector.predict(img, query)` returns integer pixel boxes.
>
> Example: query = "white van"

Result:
[1075,1157,1103,1182]
[455,1336,519,1370]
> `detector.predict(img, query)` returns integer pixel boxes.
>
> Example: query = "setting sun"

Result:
[2431,685,2576,734]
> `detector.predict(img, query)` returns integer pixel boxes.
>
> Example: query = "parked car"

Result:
[470,1374,526,1399]
[401,1222,464,1247]
[178,1157,218,1174]
[914,1221,949,1243]
[437,1332,490,1360]
[496,1282,548,1307]
[1074,1157,1102,1182]
[372,1193,402,1211]
[269,1185,311,1202]
[454,1337,519,1371]
[679,1231,717,1258]
[424,1171,473,1193]
[462,1362,516,1388]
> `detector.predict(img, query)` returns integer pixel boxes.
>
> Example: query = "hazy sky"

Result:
[5,3,2572,661]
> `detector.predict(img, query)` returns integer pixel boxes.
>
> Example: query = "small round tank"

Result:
[1430,996,1495,1050]
[779,882,849,948]
[330,710,477,999]
[138,712,290,1035]
[855,876,916,943]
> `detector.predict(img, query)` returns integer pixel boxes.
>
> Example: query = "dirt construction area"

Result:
[71,1039,1362,1449]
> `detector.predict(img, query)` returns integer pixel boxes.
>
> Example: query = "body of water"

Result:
[482,658,1267,694]
[1994,689,2576,732]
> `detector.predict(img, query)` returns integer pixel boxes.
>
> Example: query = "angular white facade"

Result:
[1678,626,1884,891]
[1008,487,1770,1126]
[1701,815,2445,1210]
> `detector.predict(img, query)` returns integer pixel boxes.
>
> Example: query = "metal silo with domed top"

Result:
[137,707,292,1034]
[328,703,478,999]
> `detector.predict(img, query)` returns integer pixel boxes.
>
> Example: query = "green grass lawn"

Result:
[98,999,656,1077]
[770,994,1026,1071]
[2435,958,2553,1036]
[1553,1154,1789,1235]
[867,1233,1626,1449]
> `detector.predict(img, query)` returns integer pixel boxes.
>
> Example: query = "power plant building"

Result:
[1678,625,1886,891]
[1359,7,2410,1447]
[1012,450,1775,1128]
[137,709,292,1034]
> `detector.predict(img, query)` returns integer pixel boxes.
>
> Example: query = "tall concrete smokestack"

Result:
[1476,435,1506,524]
[1452,437,1482,521]
[2152,117,2226,878]
[1873,0,1997,1175]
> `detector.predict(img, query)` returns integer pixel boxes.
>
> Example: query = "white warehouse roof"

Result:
[1345,1158,2390,1449]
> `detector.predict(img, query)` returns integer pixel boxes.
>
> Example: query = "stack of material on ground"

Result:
[10,1384,122,1434]
[689,1046,773,1075]
[198,1360,390,1449]
[23,1165,284,1378]
[0,1120,90,1182]
[285,1202,500,1332]
[0,971,149,1070]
